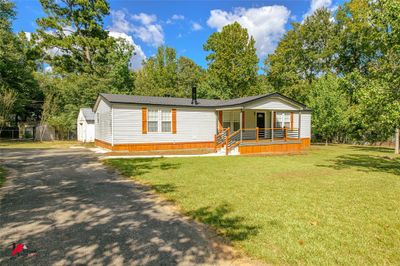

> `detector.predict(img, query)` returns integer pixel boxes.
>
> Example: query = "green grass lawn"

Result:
[0,140,93,149]
[106,145,400,265]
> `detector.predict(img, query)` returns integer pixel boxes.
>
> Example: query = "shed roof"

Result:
[97,92,309,110]
[80,108,95,121]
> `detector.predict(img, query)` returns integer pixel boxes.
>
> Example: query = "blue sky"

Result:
[13,0,343,70]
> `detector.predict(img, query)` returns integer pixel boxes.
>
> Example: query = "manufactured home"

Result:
[93,90,311,155]
[77,108,95,142]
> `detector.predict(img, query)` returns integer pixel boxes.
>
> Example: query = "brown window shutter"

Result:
[172,109,177,134]
[290,112,294,129]
[142,107,147,134]
[273,112,277,128]
[218,111,223,131]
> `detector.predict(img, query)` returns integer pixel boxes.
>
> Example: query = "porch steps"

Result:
[216,146,240,156]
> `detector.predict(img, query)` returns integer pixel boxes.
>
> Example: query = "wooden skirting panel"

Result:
[111,141,215,152]
[239,138,311,154]
[301,138,311,149]
[95,139,112,150]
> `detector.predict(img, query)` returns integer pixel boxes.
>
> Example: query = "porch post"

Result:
[240,110,243,141]
[298,111,302,140]
[271,111,274,142]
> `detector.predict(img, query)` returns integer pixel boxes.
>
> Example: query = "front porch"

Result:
[214,109,308,155]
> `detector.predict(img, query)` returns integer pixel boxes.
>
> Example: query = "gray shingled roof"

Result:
[80,108,95,121]
[99,92,309,109]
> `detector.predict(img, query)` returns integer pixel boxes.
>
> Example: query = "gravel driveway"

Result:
[0,148,246,265]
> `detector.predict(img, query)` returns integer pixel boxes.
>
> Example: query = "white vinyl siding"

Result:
[246,97,299,111]
[300,112,311,138]
[95,100,112,143]
[112,104,217,144]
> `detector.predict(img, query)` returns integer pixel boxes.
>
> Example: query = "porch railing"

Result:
[226,129,241,155]
[215,127,300,155]
[214,127,230,151]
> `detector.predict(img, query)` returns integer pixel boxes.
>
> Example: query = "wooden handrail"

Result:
[227,129,241,139]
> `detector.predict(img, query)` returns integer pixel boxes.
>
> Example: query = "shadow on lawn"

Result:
[349,145,395,153]
[318,153,400,175]
[187,203,259,241]
[106,158,180,177]
[152,183,177,194]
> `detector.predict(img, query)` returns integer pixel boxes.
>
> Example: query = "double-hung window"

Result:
[161,110,172,132]
[222,111,240,131]
[148,109,172,133]
[276,112,291,128]
[148,110,159,132]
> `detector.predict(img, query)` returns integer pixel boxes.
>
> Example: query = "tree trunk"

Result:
[395,128,399,155]
[325,139,328,146]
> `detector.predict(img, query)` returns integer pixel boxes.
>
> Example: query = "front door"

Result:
[256,112,265,138]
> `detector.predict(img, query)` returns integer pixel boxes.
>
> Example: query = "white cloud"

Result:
[132,13,157,25]
[109,9,164,48]
[191,22,203,31]
[303,0,333,19]
[109,10,132,33]
[171,14,184,20]
[109,31,146,70]
[167,14,185,24]
[132,24,164,47]
[207,6,291,57]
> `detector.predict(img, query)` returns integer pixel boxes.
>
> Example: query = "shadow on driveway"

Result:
[0,148,242,265]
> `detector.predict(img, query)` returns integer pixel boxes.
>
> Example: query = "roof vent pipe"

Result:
[191,86,198,104]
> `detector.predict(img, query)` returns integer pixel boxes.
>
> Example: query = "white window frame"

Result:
[276,112,291,128]
[147,109,172,133]
[223,111,240,131]
[161,109,172,133]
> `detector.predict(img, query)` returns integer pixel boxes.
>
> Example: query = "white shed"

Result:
[77,108,95,142]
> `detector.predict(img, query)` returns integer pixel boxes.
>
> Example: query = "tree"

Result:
[0,86,17,133]
[265,9,337,102]
[307,74,349,145]
[334,0,399,151]
[176,56,204,97]
[34,0,134,133]
[0,0,42,124]
[135,46,204,97]
[204,22,258,99]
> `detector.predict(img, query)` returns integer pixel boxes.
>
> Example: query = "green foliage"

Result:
[34,0,134,133]
[135,46,204,97]
[204,22,258,99]
[307,75,349,143]
[265,9,337,103]
[265,1,399,145]
[0,0,42,123]
[0,86,17,130]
